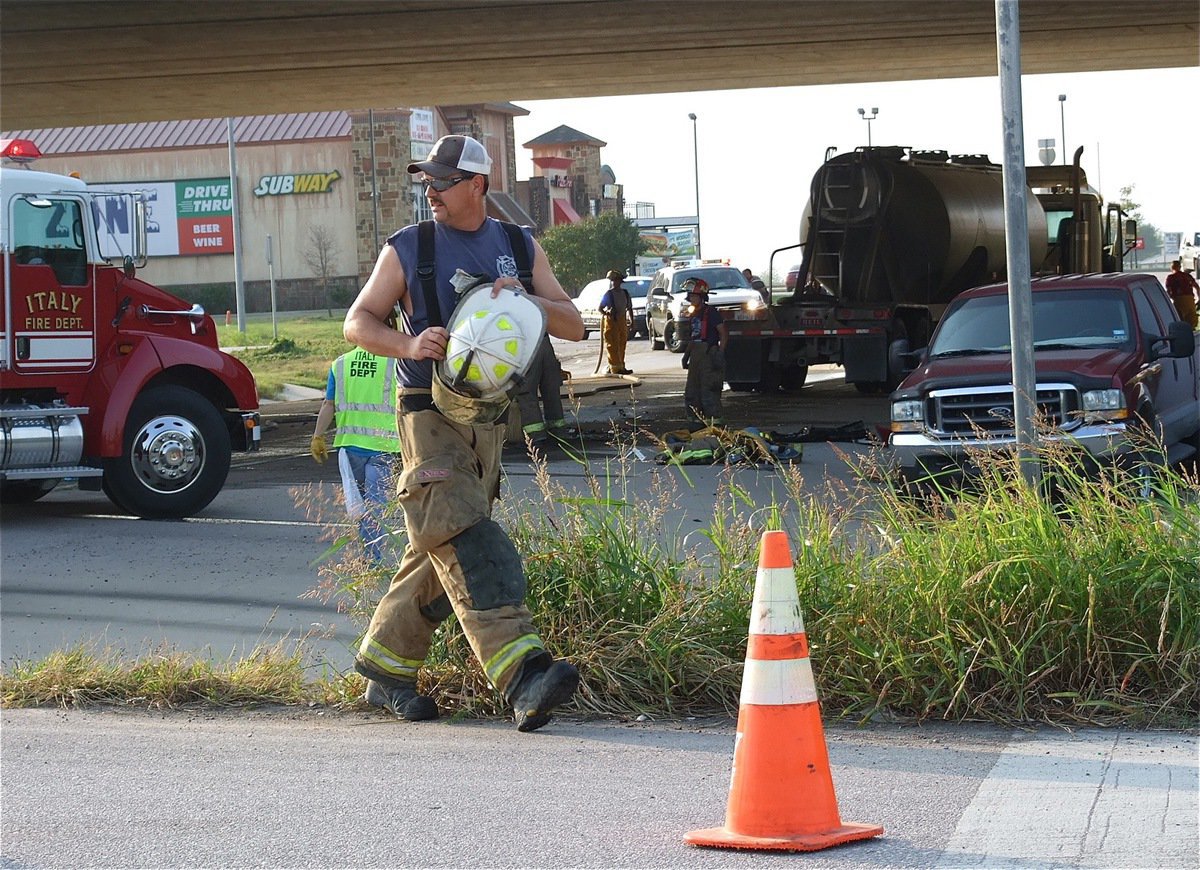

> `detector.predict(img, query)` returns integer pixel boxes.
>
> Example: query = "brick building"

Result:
[3,104,534,314]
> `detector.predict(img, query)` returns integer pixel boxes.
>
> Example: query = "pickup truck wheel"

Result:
[0,479,59,504]
[1124,410,1168,500]
[103,386,231,519]
[1181,427,1200,476]
[664,319,686,353]
[649,320,664,350]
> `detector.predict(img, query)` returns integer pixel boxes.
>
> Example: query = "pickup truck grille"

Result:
[928,384,1079,436]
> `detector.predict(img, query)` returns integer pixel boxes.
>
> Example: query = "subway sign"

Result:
[253,171,341,196]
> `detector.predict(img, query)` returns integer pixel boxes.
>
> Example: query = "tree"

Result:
[539,213,647,294]
[302,223,341,316]
[1118,184,1162,258]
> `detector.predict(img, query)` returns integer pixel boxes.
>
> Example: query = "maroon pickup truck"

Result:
[889,273,1200,482]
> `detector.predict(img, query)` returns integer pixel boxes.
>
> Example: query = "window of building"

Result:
[411,182,432,222]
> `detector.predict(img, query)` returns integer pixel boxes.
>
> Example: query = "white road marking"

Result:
[938,730,1199,868]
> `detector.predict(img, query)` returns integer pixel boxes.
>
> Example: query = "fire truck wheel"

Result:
[103,386,231,519]
[0,479,59,504]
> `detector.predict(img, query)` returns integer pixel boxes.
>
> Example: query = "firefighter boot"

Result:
[507,659,579,732]
[363,679,439,721]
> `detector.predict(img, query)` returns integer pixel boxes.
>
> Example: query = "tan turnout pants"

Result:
[356,395,545,695]
[602,315,629,373]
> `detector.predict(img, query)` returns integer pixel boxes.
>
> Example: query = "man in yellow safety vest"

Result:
[311,346,401,561]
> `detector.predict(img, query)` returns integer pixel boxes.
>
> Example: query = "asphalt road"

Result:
[1,710,1195,869]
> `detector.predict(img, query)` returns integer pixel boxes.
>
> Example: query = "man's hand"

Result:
[489,276,526,297]
[310,434,329,463]
[410,326,449,361]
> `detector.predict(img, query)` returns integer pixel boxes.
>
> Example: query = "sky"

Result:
[510,66,1198,277]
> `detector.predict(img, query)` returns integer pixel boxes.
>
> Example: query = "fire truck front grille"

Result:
[928,385,1078,436]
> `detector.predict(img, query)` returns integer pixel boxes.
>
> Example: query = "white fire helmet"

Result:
[432,282,546,425]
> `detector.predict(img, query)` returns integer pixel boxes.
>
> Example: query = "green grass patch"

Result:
[217,314,351,398]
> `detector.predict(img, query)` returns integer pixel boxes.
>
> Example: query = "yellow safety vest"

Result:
[332,349,400,453]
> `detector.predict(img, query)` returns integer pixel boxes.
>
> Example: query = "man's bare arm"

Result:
[344,246,448,361]
[528,239,585,341]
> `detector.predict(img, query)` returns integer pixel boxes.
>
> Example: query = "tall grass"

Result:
[296,433,1198,727]
[5,431,1195,725]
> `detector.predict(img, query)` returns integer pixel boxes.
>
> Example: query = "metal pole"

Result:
[1058,95,1067,166]
[996,0,1040,487]
[857,107,878,147]
[226,118,247,333]
[267,233,278,341]
[368,108,381,251]
[688,112,701,260]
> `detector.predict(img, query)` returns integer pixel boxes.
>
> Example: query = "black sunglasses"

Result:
[422,174,474,192]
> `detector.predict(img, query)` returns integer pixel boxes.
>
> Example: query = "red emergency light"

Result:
[1,138,42,164]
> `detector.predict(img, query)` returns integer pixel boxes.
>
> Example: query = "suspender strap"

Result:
[416,219,442,328]
[417,220,534,329]
[500,221,535,293]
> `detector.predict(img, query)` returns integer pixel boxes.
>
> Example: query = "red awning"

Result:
[553,199,582,225]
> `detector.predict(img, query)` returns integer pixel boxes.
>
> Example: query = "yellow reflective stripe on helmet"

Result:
[484,633,544,686]
[358,635,423,680]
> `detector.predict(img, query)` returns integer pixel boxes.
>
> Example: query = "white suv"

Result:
[645,264,768,352]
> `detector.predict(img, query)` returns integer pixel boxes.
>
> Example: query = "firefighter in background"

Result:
[1165,259,1199,329]
[682,277,728,426]
[516,334,568,450]
[599,269,634,375]
[742,267,770,304]
[310,347,401,562]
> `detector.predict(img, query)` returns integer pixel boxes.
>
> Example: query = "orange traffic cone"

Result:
[684,529,883,852]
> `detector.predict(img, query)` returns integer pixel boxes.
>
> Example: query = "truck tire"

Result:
[780,362,809,392]
[1124,408,1168,500]
[0,479,59,504]
[757,362,781,393]
[664,318,686,353]
[649,320,664,351]
[103,386,231,519]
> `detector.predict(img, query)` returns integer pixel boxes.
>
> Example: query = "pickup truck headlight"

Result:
[890,399,924,432]
[1080,388,1129,422]
[746,296,766,311]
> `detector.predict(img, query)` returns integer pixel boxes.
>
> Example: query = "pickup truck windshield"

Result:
[671,268,750,292]
[930,289,1135,357]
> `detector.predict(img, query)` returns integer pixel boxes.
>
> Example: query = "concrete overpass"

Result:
[1,0,1197,129]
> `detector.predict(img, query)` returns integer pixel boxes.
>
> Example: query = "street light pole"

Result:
[857,106,878,147]
[1058,94,1067,166]
[688,112,701,260]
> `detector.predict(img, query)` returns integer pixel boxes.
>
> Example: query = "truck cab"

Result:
[1,138,260,517]
[889,273,1200,485]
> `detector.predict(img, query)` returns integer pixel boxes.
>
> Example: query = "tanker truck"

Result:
[726,146,1133,393]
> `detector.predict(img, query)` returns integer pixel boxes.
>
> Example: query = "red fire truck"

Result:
[1,138,260,518]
